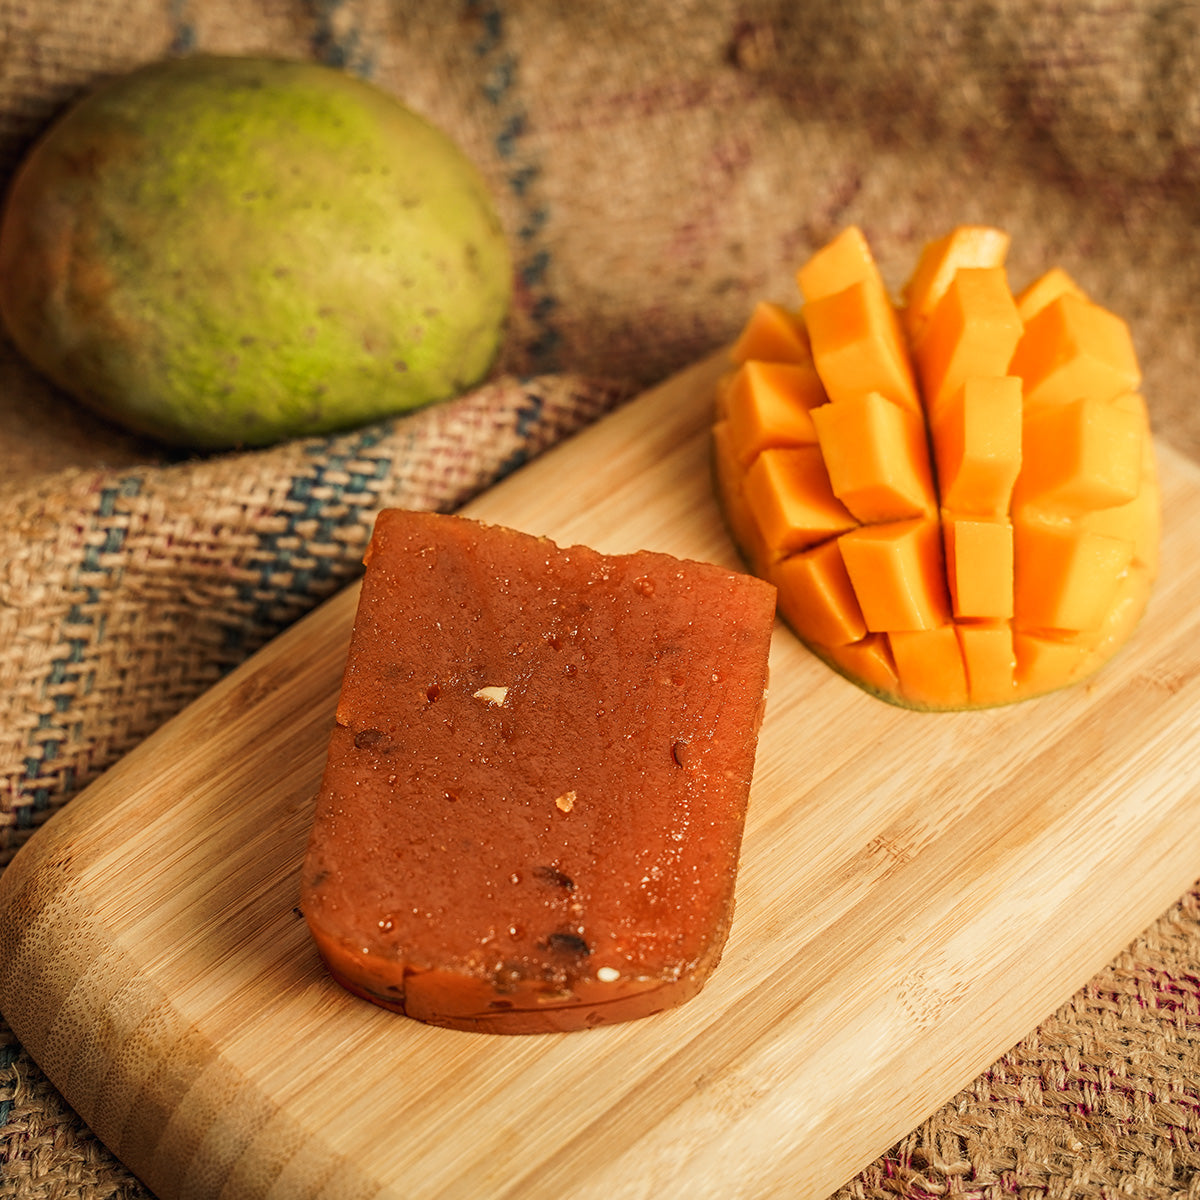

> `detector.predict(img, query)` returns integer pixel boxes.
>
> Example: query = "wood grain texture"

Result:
[3,351,1200,1200]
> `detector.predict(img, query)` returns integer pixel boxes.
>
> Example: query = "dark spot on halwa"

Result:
[354,728,393,751]
[533,865,575,891]
[545,931,590,958]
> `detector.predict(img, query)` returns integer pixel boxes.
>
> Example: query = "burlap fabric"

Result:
[2,2,1199,1196]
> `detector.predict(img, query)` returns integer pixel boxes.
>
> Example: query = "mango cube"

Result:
[797,225,883,302]
[837,518,950,632]
[804,279,921,413]
[744,446,857,559]
[772,540,867,647]
[731,301,811,365]
[889,625,969,709]
[811,391,936,523]
[933,376,1023,516]
[902,225,1010,342]
[1014,266,1087,323]
[914,266,1024,418]
[1014,631,1090,693]
[943,516,1014,620]
[725,360,826,466]
[1009,292,1140,408]
[1014,395,1143,515]
[955,622,1017,706]
[712,421,766,570]
[1013,518,1134,631]
[823,633,900,697]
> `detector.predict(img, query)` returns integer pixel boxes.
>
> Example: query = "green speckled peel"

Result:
[0,56,512,449]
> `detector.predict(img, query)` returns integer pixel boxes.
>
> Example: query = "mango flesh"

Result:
[0,56,512,449]
[713,226,1161,710]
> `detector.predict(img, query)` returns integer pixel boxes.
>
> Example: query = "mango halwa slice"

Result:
[712,225,1161,709]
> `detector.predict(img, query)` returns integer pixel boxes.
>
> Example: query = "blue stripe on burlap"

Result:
[221,423,396,654]
[226,374,580,653]
[16,475,144,830]
[494,383,546,479]
[0,1039,16,1126]
[309,0,375,76]
[167,0,196,54]
[471,1,562,374]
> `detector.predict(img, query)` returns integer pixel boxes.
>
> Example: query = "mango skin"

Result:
[0,56,512,449]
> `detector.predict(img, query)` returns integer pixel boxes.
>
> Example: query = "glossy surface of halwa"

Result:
[302,510,776,1032]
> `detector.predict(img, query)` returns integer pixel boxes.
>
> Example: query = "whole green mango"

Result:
[0,55,512,449]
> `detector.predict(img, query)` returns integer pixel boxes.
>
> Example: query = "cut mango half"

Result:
[713,225,1160,709]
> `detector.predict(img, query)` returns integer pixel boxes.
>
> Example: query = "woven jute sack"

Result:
[2,2,1200,1197]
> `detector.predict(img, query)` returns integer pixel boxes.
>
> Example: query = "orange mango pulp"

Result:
[712,225,1160,709]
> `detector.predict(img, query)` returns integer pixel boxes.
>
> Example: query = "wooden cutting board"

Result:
[5,351,1200,1200]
